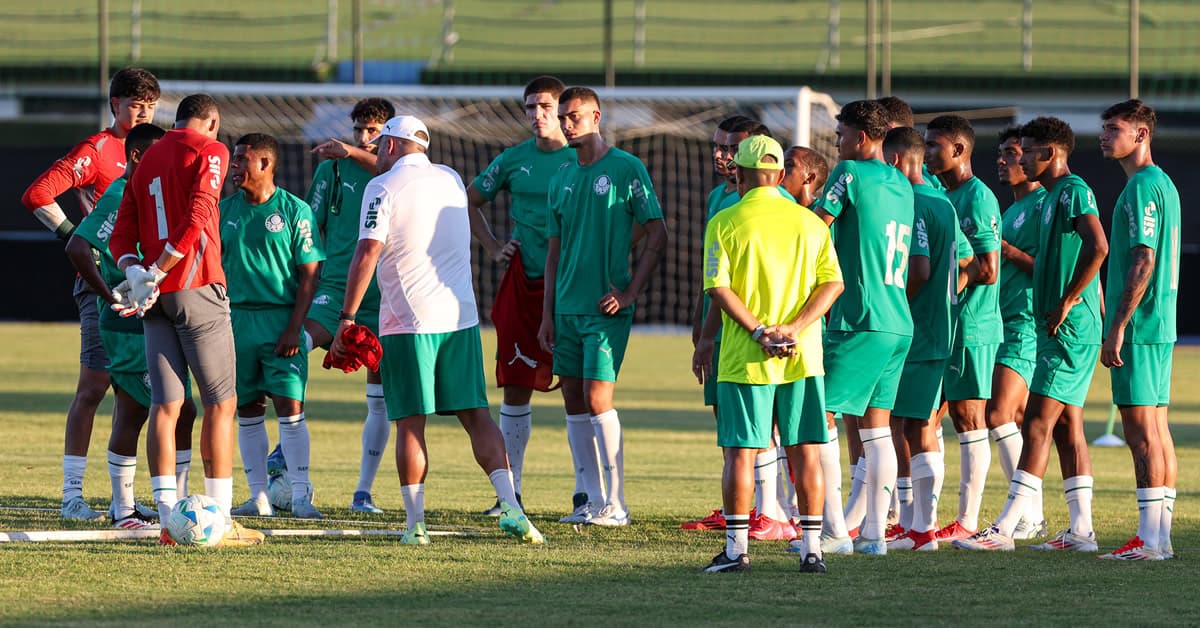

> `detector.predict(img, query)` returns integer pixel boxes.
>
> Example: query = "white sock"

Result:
[107,451,137,519]
[995,470,1041,537]
[844,456,867,531]
[796,514,823,558]
[754,450,783,521]
[1161,487,1176,553]
[566,413,604,504]
[860,426,897,540]
[175,450,191,498]
[819,427,849,537]
[499,403,532,495]
[897,476,913,530]
[151,475,177,523]
[62,454,87,501]
[205,476,233,514]
[488,468,519,508]
[237,414,270,503]
[957,429,990,531]
[1136,486,1165,550]
[990,423,1022,482]
[400,483,425,528]
[356,384,390,495]
[1063,475,1094,537]
[591,410,625,510]
[725,513,750,559]
[910,452,941,533]
[777,447,797,520]
[933,430,945,504]
[278,413,312,502]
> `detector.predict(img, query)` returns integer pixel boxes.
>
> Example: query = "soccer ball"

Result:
[267,473,292,511]
[166,494,229,546]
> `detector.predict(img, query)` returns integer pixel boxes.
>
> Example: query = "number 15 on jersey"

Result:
[883,220,910,287]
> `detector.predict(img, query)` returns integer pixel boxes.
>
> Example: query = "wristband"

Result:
[54,219,77,241]
[751,325,766,341]
[339,310,357,322]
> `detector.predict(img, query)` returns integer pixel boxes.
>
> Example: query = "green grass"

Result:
[0,323,1197,625]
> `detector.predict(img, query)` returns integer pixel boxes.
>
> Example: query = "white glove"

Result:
[125,264,167,313]
[109,280,141,318]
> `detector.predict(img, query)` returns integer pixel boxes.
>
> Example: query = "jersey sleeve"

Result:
[292,197,326,265]
[812,161,853,219]
[702,218,731,291]
[167,142,228,256]
[955,218,972,260]
[21,139,102,210]
[628,162,663,224]
[74,185,121,253]
[1121,176,1162,251]
[109,178,141,264]
[911,204,931,258]
[1063,182,1100,227]
[960,188,1000,255]
[358,181,391,243]
[545,169,564,239]
[305,160,336,230]
[471,151,507,201]
[814,225,843,285]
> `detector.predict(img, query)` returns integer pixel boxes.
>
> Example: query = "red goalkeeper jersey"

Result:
[109,128,229,294]
[21,128,126,215]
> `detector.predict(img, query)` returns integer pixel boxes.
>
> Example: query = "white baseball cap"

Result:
[371,115,430,148]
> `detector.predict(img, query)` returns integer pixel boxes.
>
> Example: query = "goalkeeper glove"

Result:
[125,264,166,313]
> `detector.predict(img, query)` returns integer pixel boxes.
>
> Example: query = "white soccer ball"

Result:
[166,494,229,546]
[267,474,292,511]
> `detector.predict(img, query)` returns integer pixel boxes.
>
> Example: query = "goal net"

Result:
[156,81,840,327]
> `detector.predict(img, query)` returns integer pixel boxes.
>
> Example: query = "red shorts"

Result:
[490,252,557,392]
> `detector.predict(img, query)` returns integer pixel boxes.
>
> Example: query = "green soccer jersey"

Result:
[813,158,914,336]
[473,138,576,279]
[548,147,664,315]
[998,188,1047,338]
[74,177,142,333]
[1033,174,1102,345]
[306,158,380,306]
[221,188,326,308]
[908,183,964,361]
[701,183,742,342]
[923,165,945,191]
[1104,165,1180,343]
[946,176,1003,347]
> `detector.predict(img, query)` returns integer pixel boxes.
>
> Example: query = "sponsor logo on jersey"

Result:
[704,240,721,279]
[342,181,359,193]
[72,156,92,181]
[309,180,327,211]
[517,165,533,177]
[1013,210,1026,230]
[97,212,116,242]
[312,294,331,306]
[265,214,285,233]
[297,218,314,253]
[207,155,223,190]
[593,174,612,195]
[825,172,852,204]
[364,197,381,228]
[1142,200,1157,237]
[915,218,929,250]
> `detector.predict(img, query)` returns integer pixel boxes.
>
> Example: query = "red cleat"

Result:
[934,520,976,542]
[885,523,907,542]
[749,513,797,541]
[681,508,726,530]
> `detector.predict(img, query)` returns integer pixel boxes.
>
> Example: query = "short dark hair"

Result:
[883,126,925,159]
[837,100,890,141]
[729,118,772,137]
[926,114,976,150]
[350,98,394,125]
[785,146,830,190]
[717,114,751,133]
[235,132,279,164]
[175,93,218,123]
[1020,116,1075,154]
[524,75,566,100]
[109,67,160,104]
[876,96,914,127]
[997,125,1022,145]
[559,86,600,110]
[124,123,165,161]
[1102,99,1156,135]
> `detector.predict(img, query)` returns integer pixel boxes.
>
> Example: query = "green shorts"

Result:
[1030,333,1099,407]
[944,343,999,401]
[996,326,1035,385]
[892,359,946,421]
[823,330,911,416]
[552,313,632,382]
[1110,342,1173,407]
[232,307,308,403]
[380,326,489,419]
[703,341,721,407]
[307,288,380,345]
[716,377,828,448]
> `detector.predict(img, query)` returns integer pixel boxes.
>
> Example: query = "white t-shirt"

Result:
[359,153,478,335]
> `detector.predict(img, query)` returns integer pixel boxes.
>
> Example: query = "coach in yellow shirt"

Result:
[694,135,844,574]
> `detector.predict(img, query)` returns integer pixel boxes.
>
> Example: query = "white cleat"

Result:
[1012,516,1048,540]
[587,504,630,527]
[290,494,324,519]
[559,501,597,524]
[1030,529,1098,552]
[61,496,104,521]
[230,497,274,517]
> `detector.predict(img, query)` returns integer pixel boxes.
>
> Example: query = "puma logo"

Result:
[598,346,612,357]
[948,364,961,374]
[518,165,533,176]
[289,363,303,374]
[507,342,538,368]
[562,185,574,195]
[342,181,359,193]
[225,221,239,230]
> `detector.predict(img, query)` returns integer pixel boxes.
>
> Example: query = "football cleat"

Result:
[952,525,1014,551]
[818,533,854,555]
[498,501,544,545]
[350,491,384,514]
[798,552,827,574]
[401,522,430,545]
[158,529,177,546]
[681,508,726,531]
[230,497,273,517]
[217,520,266,548]
[702,551,750,574]
[1013,516,1049,540]
[291,493,324,519]
[749,513,796,541]
[853,536,887,555]
[888,529,938,551]
[884,523,907,543]
[61,496,104,521]
[934,520,976,542]
[113,510,160,530]
[1030,529,1098,552]
[1097,536,1162,561]
[482,498,503,517]
[559,501,597,524]
[587,504,630,527]
[1161,539,1175,559]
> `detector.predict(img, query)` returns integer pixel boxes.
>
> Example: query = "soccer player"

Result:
[987,126,1049,539]
[22,67,159,520]
[877,95,943,191]
[66,122,197,529]
[695,135,843,573]
[924,115,1003,543]
[811,100,914,555]
[332,115,542,545]
[538,86,668,527]
[1098,99,1180,560]
[109,93,265,547]
[222,133,325,519]
[955,117,1107,552]
[303,97,396,514]
[881,126,968,551]
[466,76,575,515]
[781,146,830,208]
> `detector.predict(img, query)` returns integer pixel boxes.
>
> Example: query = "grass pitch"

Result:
[0,323,1196,625]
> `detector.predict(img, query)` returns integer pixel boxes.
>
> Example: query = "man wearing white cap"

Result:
[332,115,543,545]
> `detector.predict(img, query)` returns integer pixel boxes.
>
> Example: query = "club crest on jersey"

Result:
[265,214,285,233]
[312,294,331,306]
[1013,211,1027,230]
[961,216,976,236]
[593,174,612,195]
